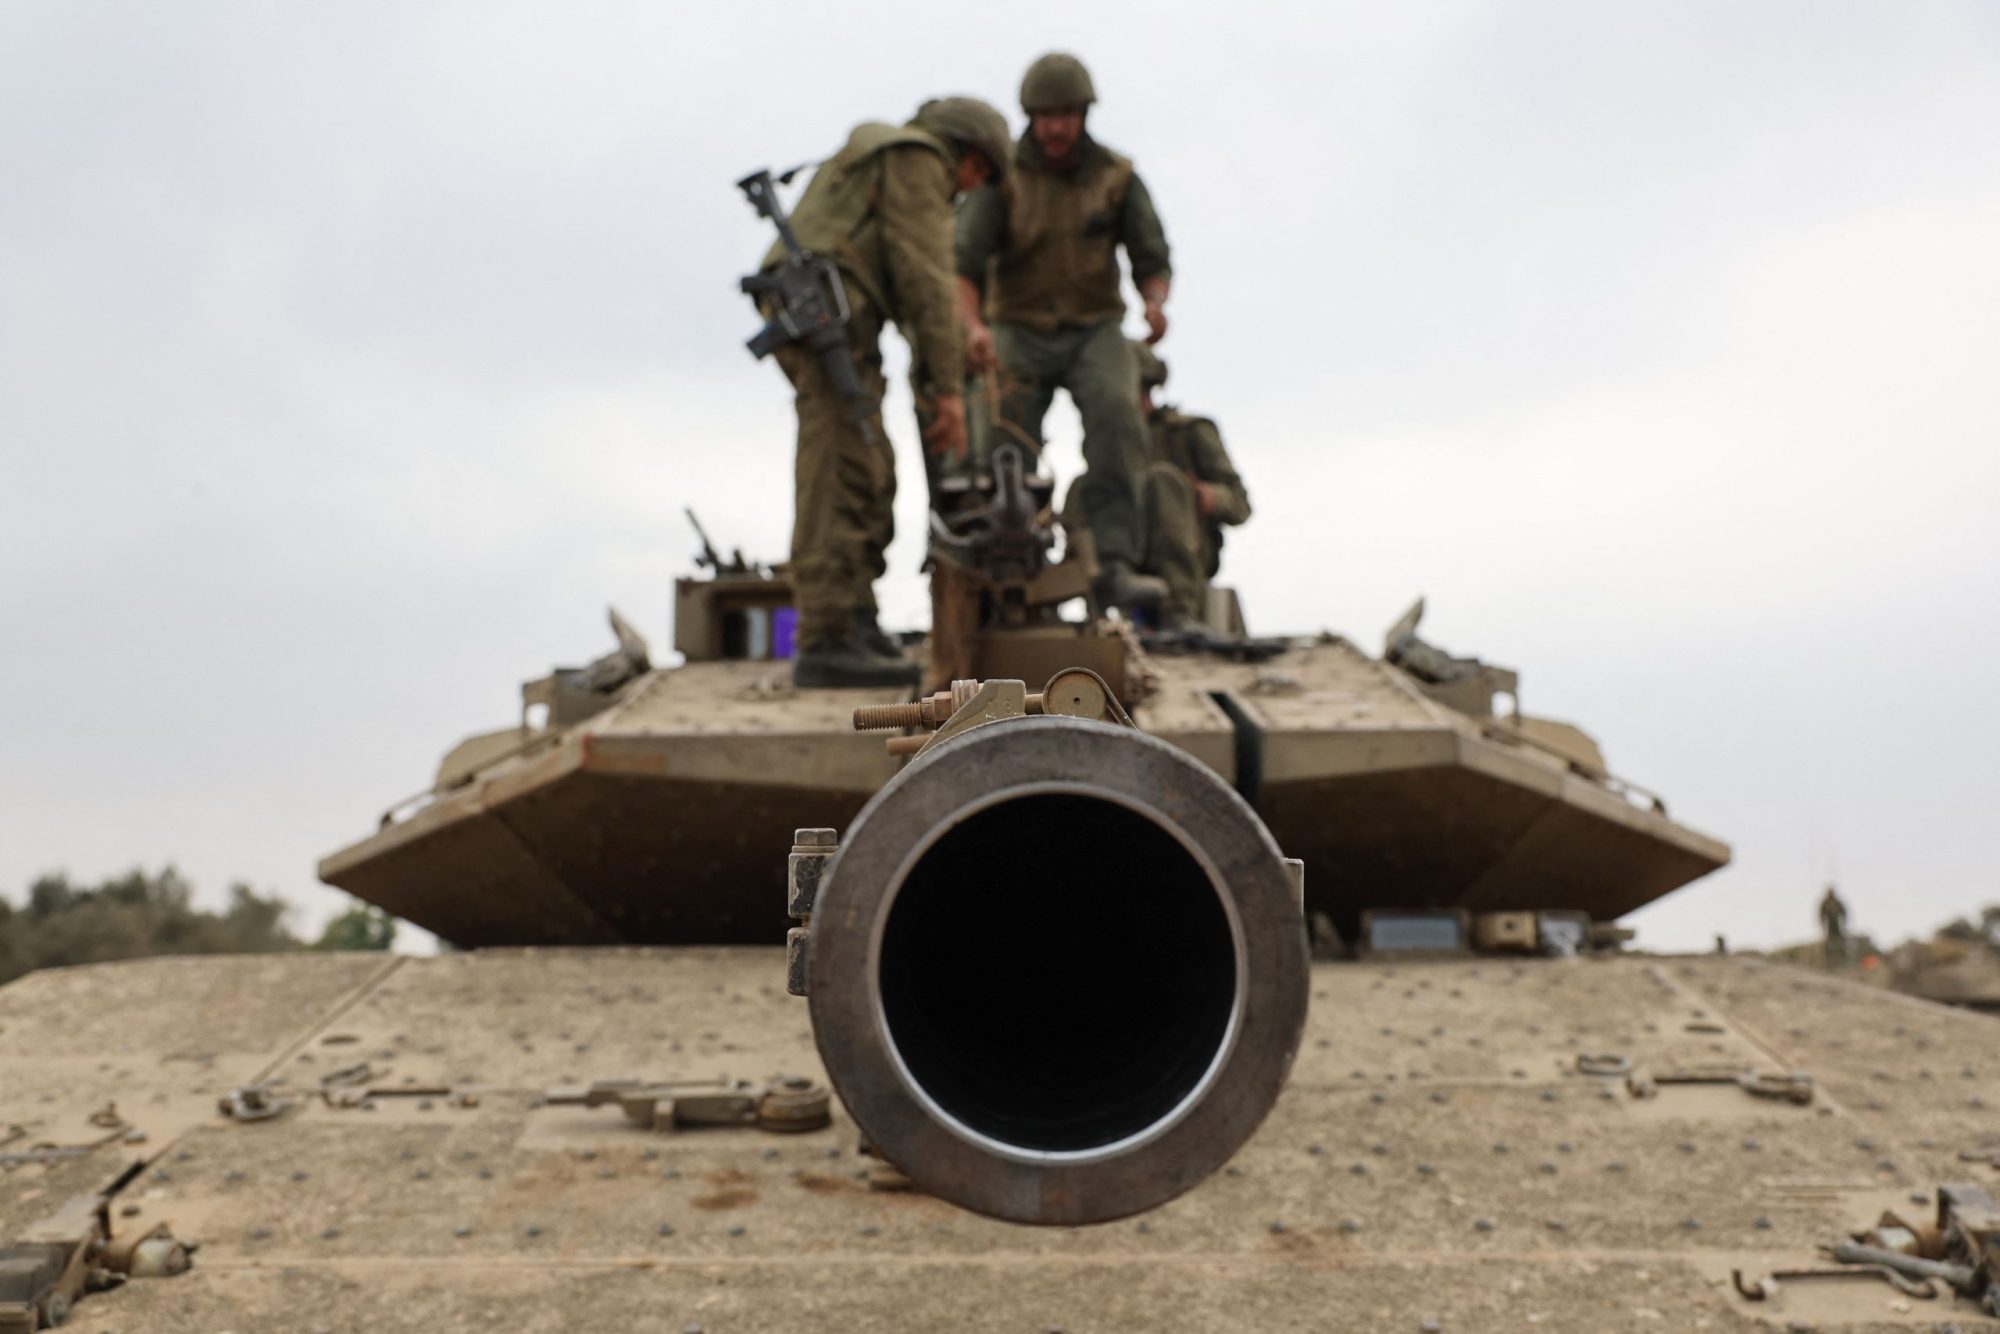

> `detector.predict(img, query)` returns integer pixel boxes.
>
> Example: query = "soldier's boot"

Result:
[1096,561,1171,618]
[794,632,922,690]
[854,609,905,659]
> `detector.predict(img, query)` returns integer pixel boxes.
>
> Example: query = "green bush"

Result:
[0,868,396,985]
[313,905,397,953]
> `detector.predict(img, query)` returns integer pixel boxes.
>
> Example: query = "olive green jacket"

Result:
[1151,406,1249,563]
[763,122,964,394]
[955,133,1170,333]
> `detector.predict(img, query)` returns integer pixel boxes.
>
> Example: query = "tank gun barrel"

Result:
[786,676,1308,1225]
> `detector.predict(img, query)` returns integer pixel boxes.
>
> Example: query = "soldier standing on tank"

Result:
[1820,883,1849,967]
[1127,340,1250,629]
[955,53,1174,616]
[759,97,1013,689]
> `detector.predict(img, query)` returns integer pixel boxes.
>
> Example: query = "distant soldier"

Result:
[757,97,1012,688]
[1819,884,1849,966]
[955,53,1173,616]
[1129,341,1250,628]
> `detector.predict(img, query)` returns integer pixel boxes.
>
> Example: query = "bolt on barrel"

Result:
[852,680,1000,732]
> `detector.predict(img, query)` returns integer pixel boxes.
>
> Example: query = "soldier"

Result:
[1819,884,1849,967]
[758,97,1013,688]
[1129,340,1250,628]
[955,53,1173,615]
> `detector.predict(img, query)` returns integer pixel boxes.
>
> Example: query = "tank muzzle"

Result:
[801,714,1308,1225]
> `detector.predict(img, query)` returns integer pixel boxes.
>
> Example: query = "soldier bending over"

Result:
[755,97,1011,688]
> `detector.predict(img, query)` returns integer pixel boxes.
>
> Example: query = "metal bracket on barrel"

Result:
[918,678,1031,755]
[786,827,837,997]
[852,669,1134,760]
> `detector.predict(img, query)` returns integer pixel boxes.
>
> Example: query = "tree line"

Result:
[0,867,395,986]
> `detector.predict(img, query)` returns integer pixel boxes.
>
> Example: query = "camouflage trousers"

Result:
[973,319,1147,569]
[774,296,893,650]
[1059,461,1219,623]
[1140,463,1217,621]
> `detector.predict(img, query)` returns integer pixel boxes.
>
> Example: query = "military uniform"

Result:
[759,105,1001,668]
[1820,885,1849,966]
[1141,404,1251,623]
[954,68,1171,583]
[1094,340,1249,624]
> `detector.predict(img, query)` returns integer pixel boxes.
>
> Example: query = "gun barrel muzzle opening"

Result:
[880,790,1241,1156]
[807,716,1309,1226]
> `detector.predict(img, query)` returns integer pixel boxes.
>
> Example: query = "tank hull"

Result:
[9,948,1996,1331]
[320,642,1727,946]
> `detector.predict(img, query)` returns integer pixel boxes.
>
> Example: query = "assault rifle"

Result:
[736,168,876,441]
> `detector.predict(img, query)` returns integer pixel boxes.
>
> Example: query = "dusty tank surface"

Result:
[10,945,2000,1330]
[317,462,1729,951]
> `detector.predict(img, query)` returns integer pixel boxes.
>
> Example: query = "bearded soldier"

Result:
[1129,341,1251,628]
[757,97,1012,688]
[955,53,1173,615]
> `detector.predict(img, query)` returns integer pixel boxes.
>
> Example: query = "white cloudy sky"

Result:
[2,2,1995,953]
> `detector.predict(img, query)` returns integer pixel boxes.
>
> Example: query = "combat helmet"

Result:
[1130,339,1168,390]
[1020,52,1097,113]
[915,96,1013,181]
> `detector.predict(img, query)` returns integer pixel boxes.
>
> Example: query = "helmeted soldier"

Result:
[955,53,1173,615]
[1129,341,1250,627]
[758,96,1012,688]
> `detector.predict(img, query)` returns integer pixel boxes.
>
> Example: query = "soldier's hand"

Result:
[1143,298,1169,344]
[965,322,997,374]
[1194,480,1217,518]
[923,394,969,459]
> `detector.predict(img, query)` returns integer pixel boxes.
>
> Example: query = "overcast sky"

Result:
[2,2,1995,954]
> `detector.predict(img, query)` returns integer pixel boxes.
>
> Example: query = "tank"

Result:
[1876,915,2000,1013]
[12,521,1997,1327]
[1772,909,2000,1015]
[317,454,1730,951]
